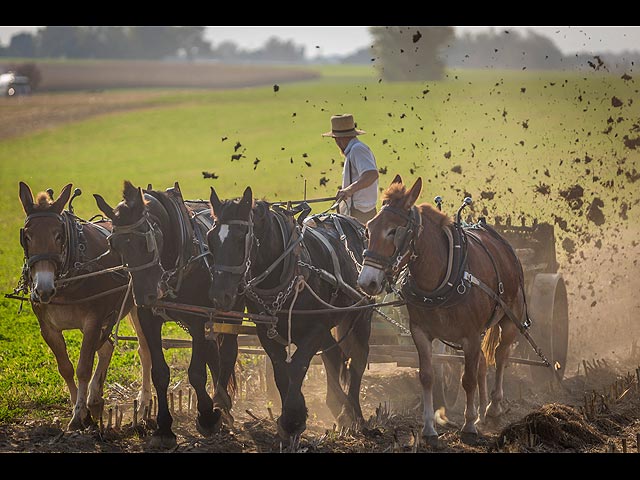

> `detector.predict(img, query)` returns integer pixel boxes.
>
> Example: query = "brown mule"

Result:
[18,182,152,431]
[358,175,528,446]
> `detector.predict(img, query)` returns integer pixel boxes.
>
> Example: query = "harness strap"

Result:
[463,272,550,367]
[303,226,363,301]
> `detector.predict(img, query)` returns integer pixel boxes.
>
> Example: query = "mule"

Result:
[18,181,152,431]
[94,181,240,448]
[358,175,528,446]
[207,186,373,440]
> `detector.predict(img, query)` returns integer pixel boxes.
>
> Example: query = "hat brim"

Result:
[321,128,366,138]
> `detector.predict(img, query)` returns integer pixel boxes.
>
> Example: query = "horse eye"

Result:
[54,233,62,243]
[388,228,397,237]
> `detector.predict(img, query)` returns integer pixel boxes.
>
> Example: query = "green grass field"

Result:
[1,64,638,423]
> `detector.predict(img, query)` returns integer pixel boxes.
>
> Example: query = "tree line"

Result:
[0,26,306,62]
[2,27,636,81]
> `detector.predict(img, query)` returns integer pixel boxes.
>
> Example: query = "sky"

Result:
[1,26,639,57]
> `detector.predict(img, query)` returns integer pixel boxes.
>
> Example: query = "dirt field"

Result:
[1,353,639,454]
[0,91,171,140]
[0,60,319,92]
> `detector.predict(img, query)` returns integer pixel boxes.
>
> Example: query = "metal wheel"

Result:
[527,273,569,385]
[432,340,461,410]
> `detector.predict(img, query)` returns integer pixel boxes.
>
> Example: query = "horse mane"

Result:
[383,183,451,228]
[34,192,53,210]
[382,183,406,204]
[419,202,452,228]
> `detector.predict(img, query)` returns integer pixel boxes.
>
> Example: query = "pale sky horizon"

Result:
[1,26,639,57]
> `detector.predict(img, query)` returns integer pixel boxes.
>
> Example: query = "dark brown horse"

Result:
[207,186,372,441]
[358,175,528,446]
[18,182,152,430]
[94,181,240,449]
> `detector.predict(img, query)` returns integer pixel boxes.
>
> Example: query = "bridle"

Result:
[21,211,67,274]
[362,204,422,284]
[209,213,254,280]
[107,213,163,273]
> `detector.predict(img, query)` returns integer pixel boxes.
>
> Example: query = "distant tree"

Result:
[340,46,373,65]
[252,37,305,62]
[7,33,38,58]
[442,29,565,70]
[370,26,454,81]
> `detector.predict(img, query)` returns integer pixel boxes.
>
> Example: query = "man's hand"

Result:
[335,186,354,205]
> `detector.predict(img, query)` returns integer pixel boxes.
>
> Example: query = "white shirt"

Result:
[342,137,379,213]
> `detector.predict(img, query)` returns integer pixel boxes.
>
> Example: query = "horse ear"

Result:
[93,194,115,220]
[391,174,403,186]
[122,180,139,203]
[241,186,253,208]
[209,187,222,218]
[51,183,73,214]
[404,177,422,209]
[19,181,35,214]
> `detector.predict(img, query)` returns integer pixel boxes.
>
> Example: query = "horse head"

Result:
[94,181,167,307]
[358,174,423,295]
[19,182,73,303]
[207,186,254,311]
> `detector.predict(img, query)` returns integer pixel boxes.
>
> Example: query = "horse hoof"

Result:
[148,432,177,450]
[220,408,235,428]
[460,431,479,445]
[423,435,443,450]
[68,413,94,431]
[196,408,223,437]
[485,403,503,419]
[276,416,306,441]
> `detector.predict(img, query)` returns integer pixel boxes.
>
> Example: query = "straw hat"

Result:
[322,114,366,138]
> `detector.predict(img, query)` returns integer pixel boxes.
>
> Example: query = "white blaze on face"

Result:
[218,224,230,244]
[358,265,386,295]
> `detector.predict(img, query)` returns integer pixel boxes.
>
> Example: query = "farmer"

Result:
[322,113,379,224]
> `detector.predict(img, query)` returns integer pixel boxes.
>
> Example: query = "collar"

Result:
[343,137,360,156]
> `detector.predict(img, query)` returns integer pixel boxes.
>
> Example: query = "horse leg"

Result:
[257,326,290,410]
[460,337,482,440]
[138,308,175,449]
[128,308,152,415]
[410,323,438,445]
[477,348,488,423]
[319,331,350,422]
[212,333,239,426]
[69,318,102,430]
[277,325,326,440]
[37,315,78,408]
[486,320,518,418]
[87,337,114,423]
[337,311,371,428]
[189,327,221,437]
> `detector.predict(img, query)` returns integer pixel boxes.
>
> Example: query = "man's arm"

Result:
[336,169,379,204]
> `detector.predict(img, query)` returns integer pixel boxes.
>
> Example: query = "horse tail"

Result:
[481,324,501,367]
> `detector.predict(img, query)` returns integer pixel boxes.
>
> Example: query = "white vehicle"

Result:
[0,72,31,96]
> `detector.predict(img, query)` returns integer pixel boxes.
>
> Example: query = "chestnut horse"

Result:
[207,186,372,441]
[94,181,241,449]
[358,175,528,446]
[18,182,152,430]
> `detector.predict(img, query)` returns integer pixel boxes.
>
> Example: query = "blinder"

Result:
[108,213,163,272]
[393,225,408,250]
